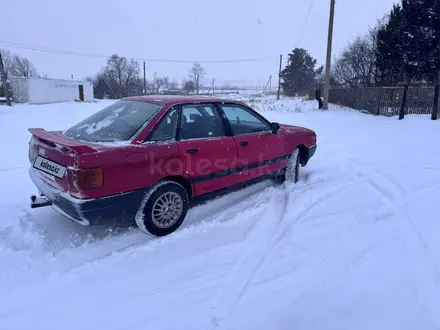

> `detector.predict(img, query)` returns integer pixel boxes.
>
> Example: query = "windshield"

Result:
[64,100,163,142]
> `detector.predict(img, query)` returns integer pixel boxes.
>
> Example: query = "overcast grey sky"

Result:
[3,0,397,87]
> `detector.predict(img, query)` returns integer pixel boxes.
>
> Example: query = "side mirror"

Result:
[270,122,280,134]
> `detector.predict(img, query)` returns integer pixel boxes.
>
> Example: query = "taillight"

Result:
[71,168,103,190]
[29,136,36,162]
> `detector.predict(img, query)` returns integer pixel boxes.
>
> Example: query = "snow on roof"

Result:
[8,76,91,84]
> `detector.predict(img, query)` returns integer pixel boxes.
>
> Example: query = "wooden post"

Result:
[0,52,12,106]
[143,61,147,95]
[398,84,408,120]
[322,0,336,110]
[277,54,282,100]
[269,75,272,93]
[432,70,440,120]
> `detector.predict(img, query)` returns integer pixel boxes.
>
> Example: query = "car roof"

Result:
[124,95,245,107]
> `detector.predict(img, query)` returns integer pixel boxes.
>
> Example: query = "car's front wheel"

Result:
[285,148,300,183]
[135,180,189,236]
[273,148,300,184]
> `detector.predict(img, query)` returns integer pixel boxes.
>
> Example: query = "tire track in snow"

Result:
[222,166,428,328]
[245,174,407,300]
[362,166,440,324]
[202,177,359,329]
[203,158,436,328]
[347,158,438,269]
[203,187,289,329]
[270,180,358,251]
[269,165,385,252]
[235,232,398,330]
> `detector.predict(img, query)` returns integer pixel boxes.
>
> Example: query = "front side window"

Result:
[180,104,226,139]
[220,104,271,135]
[64,100,163,142]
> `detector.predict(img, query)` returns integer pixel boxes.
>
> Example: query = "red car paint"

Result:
[28,96,317,226]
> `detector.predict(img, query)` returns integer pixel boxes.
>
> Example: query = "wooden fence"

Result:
[329,87,437,117]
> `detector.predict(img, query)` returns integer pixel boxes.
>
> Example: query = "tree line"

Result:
[85,55,212,99]
[281,0,440,96]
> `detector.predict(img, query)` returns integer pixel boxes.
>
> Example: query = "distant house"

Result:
[8,76,94,104]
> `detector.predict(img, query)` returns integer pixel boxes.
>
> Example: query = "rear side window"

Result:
[148,108,179,141]
[64,100,163,142]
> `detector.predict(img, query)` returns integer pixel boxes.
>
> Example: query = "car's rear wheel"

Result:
[273,148,300,184]
[135,180,189,236]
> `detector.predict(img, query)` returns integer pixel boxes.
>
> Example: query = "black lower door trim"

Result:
[189,153,290,184]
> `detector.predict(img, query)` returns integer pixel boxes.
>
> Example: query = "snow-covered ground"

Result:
[0,95,440,330]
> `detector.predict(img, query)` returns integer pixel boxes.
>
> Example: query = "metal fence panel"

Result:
[329,86,436,117]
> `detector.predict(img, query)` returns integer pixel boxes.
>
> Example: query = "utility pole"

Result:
[269,75,272,93]
[0,52,12,106]
[322,0,336,110]
[263,75,271,94]
[277,54,282,100]
[143,61,147,95]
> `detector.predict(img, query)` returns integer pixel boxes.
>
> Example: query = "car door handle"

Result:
[186,148,199,154]
[239,141,249,146]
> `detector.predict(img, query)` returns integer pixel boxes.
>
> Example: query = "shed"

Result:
[8,77,94,104]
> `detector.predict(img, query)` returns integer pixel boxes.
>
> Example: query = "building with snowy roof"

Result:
[7,76,94,104]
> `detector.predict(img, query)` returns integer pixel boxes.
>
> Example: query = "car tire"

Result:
[273,148,300,184]
[135,180,189,237]
[285,148,300,183]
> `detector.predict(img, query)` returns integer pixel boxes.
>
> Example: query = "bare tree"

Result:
[0,51,12,105]
[189,62,206,94]
[101,54,142,98]
[10,56,37,77]
[332,33,377,88]
[0,49,13,78]
[152,76,169,93]
[0,49,38,78]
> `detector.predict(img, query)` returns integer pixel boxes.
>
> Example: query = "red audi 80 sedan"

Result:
[28,96,317,236]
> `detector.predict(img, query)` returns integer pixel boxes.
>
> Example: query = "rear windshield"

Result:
[64,100,163,143]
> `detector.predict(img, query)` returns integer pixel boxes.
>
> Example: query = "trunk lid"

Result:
[28,128,98,192]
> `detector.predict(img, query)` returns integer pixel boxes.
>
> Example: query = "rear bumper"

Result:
[29,168,148,226]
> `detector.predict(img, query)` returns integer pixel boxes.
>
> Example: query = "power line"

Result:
[295,0,316,48]
[283,0,315,70]
[0,40,276,63]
